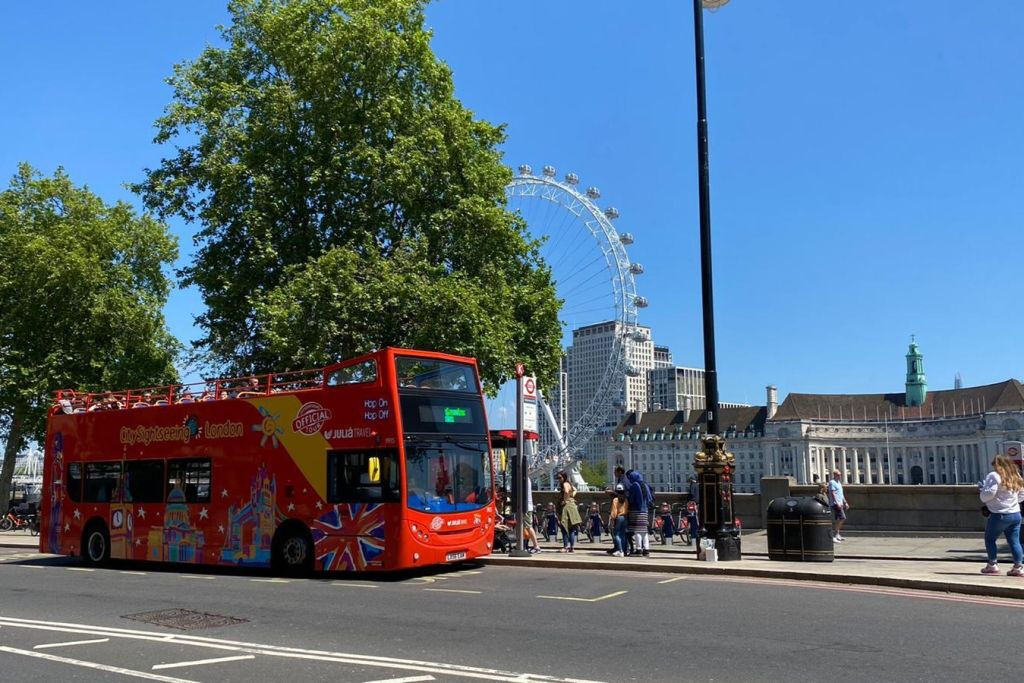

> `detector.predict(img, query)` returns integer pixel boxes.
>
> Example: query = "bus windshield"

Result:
[395,357,477,393]
[405,439,492,513]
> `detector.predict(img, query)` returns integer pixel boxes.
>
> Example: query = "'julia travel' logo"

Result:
[292,402,333,435]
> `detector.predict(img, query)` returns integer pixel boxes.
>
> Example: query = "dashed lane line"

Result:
[536,590,628,603]
[250,578,290,583]
[0,615,605,683]
[331,582,379,588]
[422,588,482,595]
[177,575,215,580]
[0,645,197,683]
[363,676,436,683]
[65,567,94,572]
[34,637,111,650]
[152,654,256,670]
[657,577,687,584]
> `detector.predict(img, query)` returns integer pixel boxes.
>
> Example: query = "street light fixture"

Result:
[691,0,741,561]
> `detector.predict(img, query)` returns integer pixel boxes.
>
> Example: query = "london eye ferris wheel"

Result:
[504,164,647,476]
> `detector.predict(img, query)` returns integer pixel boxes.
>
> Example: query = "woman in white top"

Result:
[979,455,1024,576]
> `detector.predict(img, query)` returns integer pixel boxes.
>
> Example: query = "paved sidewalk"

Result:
[0,532,39,549]
[534,529,991,562]
[488,531,1024,600]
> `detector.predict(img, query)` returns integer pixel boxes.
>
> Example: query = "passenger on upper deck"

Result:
[177,388,195,404]
[236,375,263,398]
[132,391,153,408]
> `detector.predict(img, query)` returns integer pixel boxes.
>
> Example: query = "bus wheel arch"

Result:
[81,519,110,566]
[271,520,314,575]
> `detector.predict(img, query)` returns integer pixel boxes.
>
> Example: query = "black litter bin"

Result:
[766,497,834,562]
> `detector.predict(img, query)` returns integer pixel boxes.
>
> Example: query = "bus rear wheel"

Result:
[272,525,313,576]
[82,523,110,566]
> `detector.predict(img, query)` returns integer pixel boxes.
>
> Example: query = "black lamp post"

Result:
[692,0,741,561]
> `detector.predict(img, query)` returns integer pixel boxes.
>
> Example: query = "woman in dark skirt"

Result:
[626,470,652,556]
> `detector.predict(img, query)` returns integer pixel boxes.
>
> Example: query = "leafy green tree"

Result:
[134,0,562,393]
[579,461,610,490]
[0,164,179,513]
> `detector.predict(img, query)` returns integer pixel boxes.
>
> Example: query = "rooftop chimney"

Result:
[766,385,778,420]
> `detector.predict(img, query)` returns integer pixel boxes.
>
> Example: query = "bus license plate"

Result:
[445,551,467,562]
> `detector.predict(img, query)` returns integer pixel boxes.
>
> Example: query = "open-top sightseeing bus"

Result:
[40,348,496,573]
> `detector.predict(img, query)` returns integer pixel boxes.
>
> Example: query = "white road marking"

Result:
[657,577,687,584]
[17,564,44,569]
[34,637,111,649]
[250,578,290,583]
[0,645,198,683]
[152,654,256,670]
[65,567,95,572]
[122,571,148,576]
[332,582,379,588]
[363,676,436,683]
[177,575,214,580]
[0,615,605,682]
[422,588,482,594]
[537,590,628,603]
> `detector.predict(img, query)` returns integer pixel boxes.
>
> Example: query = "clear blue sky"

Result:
[3,1,1022,410]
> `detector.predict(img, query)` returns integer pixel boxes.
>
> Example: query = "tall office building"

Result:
[648,366,707,412]
[566,321,654,465]
[653,345,673,369]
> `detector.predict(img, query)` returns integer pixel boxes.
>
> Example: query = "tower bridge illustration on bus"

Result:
[40,348,497,573]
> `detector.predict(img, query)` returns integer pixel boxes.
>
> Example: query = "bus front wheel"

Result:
[82,523,110,566]
[272,524,313,576]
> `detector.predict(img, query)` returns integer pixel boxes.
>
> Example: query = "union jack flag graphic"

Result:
[311,503,386,571]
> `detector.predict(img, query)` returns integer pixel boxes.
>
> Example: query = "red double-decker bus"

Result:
[40,348,496,573]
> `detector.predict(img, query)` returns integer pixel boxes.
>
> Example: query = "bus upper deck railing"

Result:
[51,367,326,415]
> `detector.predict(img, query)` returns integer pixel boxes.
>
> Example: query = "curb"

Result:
[536,544,982,563]
[0,542,39,550]
[480,555,1024,601]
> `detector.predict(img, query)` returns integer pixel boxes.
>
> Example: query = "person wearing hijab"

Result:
[626,470,652,556]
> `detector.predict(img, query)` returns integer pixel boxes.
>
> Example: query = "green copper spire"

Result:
[905,335,927,406]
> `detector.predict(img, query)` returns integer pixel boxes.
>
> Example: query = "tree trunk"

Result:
[0,403,27,516]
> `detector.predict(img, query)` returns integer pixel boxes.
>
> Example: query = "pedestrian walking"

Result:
[626,470,652,557]
[686,476,701,548]
[979,455,1024,576]
[827,469,849,542]
[657,502,674,545]
[555,471,582,553]
[587,502,603,543]
[523,481,540,553]
[543,502,558,542]
[607,484,629,557]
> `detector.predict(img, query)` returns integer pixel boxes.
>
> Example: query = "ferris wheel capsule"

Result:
[625,365,642,377]
[542,165,557,178]
[586,186,601,199]
[634,296,649,308]
[630,330,648,342]
[518,164,533,176]
[630,263,645,275]
[565,172,579,185]
[619,232,634,245]
[604,207,619,220]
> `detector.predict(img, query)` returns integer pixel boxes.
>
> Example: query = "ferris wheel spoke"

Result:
[559,267,611,300]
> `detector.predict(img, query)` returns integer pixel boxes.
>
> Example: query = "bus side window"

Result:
[124,460,165,503]
[83,462,122,503]
[327,449,399,504]
[66,463,83,502]
[327,360,377,386]
[166,458,211,503]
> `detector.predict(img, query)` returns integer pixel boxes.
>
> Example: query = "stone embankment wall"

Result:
[530,478,985,532]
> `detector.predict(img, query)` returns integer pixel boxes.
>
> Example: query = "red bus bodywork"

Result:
[40,348,496,572]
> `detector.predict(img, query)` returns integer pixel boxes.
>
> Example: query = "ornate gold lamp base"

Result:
[694,434,742,561]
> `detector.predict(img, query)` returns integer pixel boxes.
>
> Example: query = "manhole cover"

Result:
[122,609,247,631]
